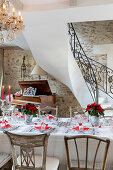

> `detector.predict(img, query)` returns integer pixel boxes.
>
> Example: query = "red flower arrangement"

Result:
[86,103,104,117]
[22,103,38,117]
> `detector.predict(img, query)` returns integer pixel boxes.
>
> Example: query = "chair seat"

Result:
[70,160,101,170]
[70,168,100,170]
[0,153,12,168]
[17,155,60,170]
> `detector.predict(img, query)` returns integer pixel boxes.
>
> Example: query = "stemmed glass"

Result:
[1,101,8,121]
[78,115,83,126]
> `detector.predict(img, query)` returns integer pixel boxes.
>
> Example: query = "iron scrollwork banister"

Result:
[68,23,98,103]
[68,23,113,102]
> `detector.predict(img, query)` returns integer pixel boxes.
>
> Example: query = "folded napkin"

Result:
[92,125,101,128]
[35,125,52,130]
[19,116,25,118]
[73,126,89,131]
[48,115,54,119]
[0,120,8,124]
[1,124,11,128]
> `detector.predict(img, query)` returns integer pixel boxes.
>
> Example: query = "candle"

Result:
[2,86,4,101]
[3,4,6,11]
[12,8,15,17]
[21,16,23,21]
[18,11,21,20]
[9,85,11,102]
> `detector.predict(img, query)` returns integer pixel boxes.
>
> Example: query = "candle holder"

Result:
[2,100,4,107]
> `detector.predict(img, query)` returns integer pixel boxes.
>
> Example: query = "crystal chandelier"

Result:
[0,0,25,43]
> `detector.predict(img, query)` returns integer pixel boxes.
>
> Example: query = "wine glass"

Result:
[1,101,8,121]
[78,115,83,126]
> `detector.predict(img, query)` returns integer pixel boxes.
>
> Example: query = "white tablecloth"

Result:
[0,118,113,170]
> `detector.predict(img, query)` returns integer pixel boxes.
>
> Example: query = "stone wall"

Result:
[73,20,113,58]
[2,48,81,117]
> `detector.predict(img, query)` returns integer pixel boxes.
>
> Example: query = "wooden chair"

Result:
[0,153,12,170]
[38,106,58,118]
[64,135,110,170]
[1,100,16,116]
[69,106,84,118]
[4,131,60,170]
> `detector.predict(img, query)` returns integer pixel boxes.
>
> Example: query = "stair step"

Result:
[104,110,113,117]
[101,103,113,110]
[98,97,108,104]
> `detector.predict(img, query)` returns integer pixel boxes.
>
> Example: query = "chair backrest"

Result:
[69,106,84,118]
[38,105,58,117]
[64,135,110,170]
[1,100,16,116]
[4,131,50,170]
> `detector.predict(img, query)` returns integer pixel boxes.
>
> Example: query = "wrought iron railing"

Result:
[68,23,113,103]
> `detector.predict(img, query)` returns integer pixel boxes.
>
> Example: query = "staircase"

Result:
[68,23,113,106]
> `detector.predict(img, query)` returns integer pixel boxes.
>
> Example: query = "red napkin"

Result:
[73,126,89,131]
[20,116,25,118]
[35,126,52,130]
[83,127,89,131]
[0,120,8,124]
[92,125,101,128]
[1,124,11,128]
[18,115,25,118]
[48,115,54,119]
[73,126,79,130]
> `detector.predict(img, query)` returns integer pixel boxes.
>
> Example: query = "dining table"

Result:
[0,114,113,170]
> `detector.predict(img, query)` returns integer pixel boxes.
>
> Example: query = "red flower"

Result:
[91,103,96,107]
[86,103,104,116]
[23,105,26,109]
[22,103,38,115]
[32,109,35,114]
[97,105,104,112]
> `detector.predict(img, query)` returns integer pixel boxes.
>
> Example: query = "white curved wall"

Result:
[68,44,93,107]
[22,4,113,107]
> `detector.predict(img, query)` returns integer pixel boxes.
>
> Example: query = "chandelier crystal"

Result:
[0,0,25,43]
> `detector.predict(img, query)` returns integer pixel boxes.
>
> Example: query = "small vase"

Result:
[89,116,99,126]
[25,114,33,125]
